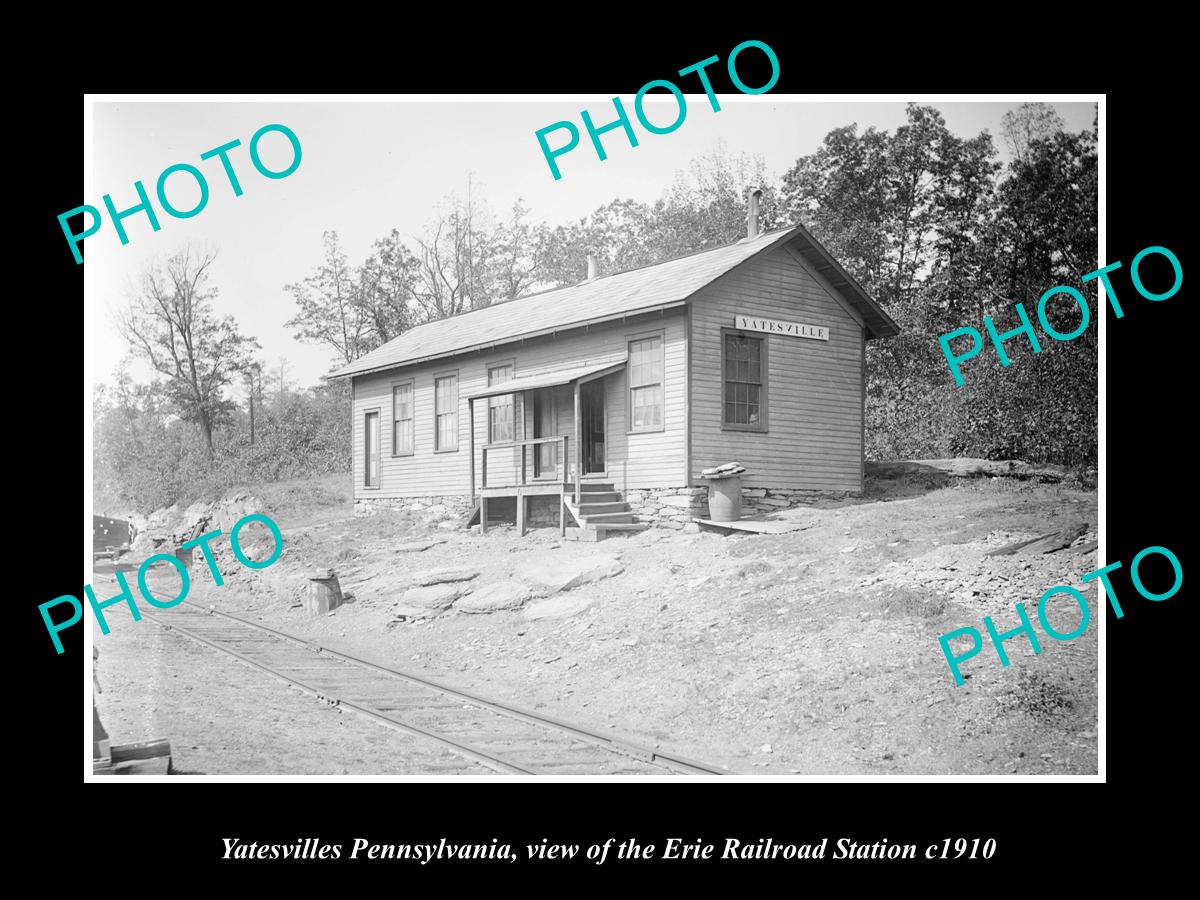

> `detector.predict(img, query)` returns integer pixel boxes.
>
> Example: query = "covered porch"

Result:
[465,355,627,536]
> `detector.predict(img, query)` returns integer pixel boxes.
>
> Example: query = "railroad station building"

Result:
[332,202,898,537]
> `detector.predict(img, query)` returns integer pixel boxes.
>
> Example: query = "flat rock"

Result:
[519,554,624,596]
[392,605,444,620]
[455,581,533,614]
[394,539,447,553]
[410,567,479,586]
[524,593,598,620]
[399,583,467,610]
[659,495,700,508]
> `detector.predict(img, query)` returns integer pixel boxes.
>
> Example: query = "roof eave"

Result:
[785,225,900,340]
[328,299,689,380]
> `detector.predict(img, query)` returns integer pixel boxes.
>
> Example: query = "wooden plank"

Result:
[696,518,812,535]
[482,483,564,497]
[94,756,171,776]
[111,738,172,762]
[95,739,173,776]
[985,522,1089,557]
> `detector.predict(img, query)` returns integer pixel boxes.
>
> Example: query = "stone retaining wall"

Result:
[738,487,856,517]
[628,485,855,528]
[355,486,854,529]
[624,487,710,529]
[354,495,473,518]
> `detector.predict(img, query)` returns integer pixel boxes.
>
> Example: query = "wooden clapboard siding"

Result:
[351,309,687,499]
[689,245,865,492]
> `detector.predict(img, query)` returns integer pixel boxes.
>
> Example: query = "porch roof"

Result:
[464,354,627,401]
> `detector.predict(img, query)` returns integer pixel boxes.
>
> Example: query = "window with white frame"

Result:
[392,381,414,455]
[487,364,514,443]
[628,335,664,431]
[434,373,458,451]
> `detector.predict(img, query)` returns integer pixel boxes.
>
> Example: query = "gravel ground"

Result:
[93,611,493,776]
[93,472,1099,776]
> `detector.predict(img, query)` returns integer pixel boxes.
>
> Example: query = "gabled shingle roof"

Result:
[330,223,898,379]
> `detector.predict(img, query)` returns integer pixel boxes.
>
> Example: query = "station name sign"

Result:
[734,314,829,341]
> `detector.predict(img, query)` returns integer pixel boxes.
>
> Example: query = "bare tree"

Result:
[244,360,264,444]
[117,247,259,457]
[1001,103,1066,163]
[413,176,497,321]
[269,356,294,412]
[493,199,546,300]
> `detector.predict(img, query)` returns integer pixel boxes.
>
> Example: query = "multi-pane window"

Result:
[434,373,458,451]
[723,333,766,430]
[487,364,514,443]
[628,335,664,431]
[392,381,413,455]
[364,411,380,487]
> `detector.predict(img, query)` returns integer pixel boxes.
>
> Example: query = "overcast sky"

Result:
[85,99,1096,390]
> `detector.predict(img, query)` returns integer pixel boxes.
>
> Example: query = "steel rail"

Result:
[139,607,534,775]
[143,599,727,776]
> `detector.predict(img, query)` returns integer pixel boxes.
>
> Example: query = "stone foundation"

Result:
[526,496,562,527]
[624,487,710,530]
[354,494,473,518]
[739,487,856,517]
[354,486,856,530]
[627,485,856,528]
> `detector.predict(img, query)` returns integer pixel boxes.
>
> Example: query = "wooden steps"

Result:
[577,490,620,502]
[575,501,628,515]
[564,488,650,540]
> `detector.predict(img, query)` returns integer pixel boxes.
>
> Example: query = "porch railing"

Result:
[480,435,570,490]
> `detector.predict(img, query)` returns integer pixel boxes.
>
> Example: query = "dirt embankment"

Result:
[96,469,1098,776]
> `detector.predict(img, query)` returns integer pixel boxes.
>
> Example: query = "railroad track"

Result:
[139,599,726,776]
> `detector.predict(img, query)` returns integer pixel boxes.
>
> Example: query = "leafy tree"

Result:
[285,231,367,366]
[357,229,420,346]
[650,144,785,258]
[537,146,782,289]
[783,123,891,294]
[117,247,259,457]
[782,103,1096,467]
[537,199,656,288]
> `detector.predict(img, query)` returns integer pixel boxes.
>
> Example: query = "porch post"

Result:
[468,397,476,499]
[573,380,582,505]
[560,436,568,537]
